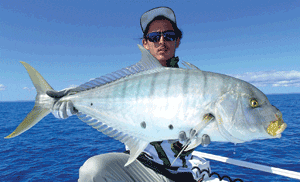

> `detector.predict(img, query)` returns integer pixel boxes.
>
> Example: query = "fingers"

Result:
[58,101,68,119]
[46,90,67,99]
[46,88,76,99]
[52,101,76,119]
[52,101,62,118]
[66,101,78,115]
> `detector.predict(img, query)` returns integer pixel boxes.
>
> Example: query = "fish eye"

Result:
[250,98,259,108]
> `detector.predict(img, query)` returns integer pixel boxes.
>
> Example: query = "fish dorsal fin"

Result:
[76,45,163,91]
[181,61,201,70]
[137,44,163,69]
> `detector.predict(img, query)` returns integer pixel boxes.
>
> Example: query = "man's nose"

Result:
[159,34,165,43]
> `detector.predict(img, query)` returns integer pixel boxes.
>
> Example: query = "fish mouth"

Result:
[267,114,287,136]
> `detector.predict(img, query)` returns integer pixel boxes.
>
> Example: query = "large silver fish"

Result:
[5,45,287,166]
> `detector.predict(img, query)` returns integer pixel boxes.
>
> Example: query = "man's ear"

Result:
[143,39,149,50]
[175,38,181,48]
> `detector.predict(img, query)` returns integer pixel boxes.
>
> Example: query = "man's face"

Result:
[143,20,180,66]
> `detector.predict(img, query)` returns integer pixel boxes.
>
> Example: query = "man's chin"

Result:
[156,54,172,61]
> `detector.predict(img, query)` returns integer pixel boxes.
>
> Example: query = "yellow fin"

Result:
[5,62,54,139]
[5,106,50,138]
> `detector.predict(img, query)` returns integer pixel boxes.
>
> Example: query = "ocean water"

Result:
[1,94,300,182]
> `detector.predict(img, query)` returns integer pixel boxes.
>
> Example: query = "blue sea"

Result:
[1,94,300,182]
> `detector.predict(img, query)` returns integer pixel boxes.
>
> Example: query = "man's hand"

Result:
[46,88,78,119]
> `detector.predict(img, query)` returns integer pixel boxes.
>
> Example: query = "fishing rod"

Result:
[193,151,300,180]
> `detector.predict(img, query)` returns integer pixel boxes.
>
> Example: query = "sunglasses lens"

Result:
[164,31,176,41]
[146,31,176,42]
[147,33,161,42]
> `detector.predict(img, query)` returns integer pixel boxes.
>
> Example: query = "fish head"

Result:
[214,80,287,143]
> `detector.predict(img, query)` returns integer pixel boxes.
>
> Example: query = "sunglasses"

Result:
[146,31,177,42]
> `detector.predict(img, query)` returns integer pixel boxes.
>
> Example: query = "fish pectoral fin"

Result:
[124,137,149,167]
[184,138,201,151]
[184,113,215,151]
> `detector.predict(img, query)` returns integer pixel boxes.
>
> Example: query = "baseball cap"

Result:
[140,7,176,33]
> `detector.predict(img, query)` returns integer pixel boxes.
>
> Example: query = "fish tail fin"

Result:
[5,61,54,139]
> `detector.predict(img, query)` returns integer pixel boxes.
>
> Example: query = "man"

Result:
[49,7,207,182]
[141,7,182,68]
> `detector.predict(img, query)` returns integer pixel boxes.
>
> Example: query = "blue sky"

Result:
[1,0,300,101]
